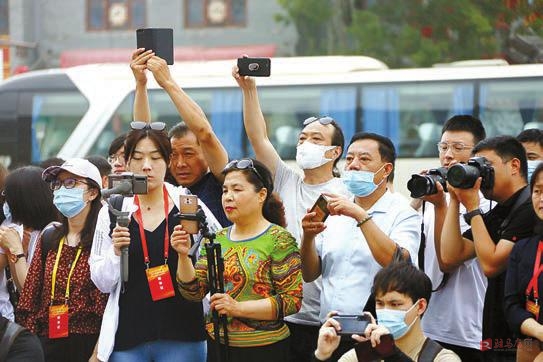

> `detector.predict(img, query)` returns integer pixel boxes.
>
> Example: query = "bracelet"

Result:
[356,215,373,227]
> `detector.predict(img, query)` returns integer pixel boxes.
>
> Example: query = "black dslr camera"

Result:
[406,167,448,198]
[447,156,495,190]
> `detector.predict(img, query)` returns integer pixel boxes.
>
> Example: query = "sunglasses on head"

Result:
[130,121,166,131]
[303,116,335,126]
[223,159,265,185]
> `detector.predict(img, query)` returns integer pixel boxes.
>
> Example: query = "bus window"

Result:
[22,91,89,163]
[479,79,543,137]
[361,82,474,157]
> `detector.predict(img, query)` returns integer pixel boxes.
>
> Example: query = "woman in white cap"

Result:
[16,158,108,362]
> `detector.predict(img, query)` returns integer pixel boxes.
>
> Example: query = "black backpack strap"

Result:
[40,222,62,268]
[418,338,443,362]
[499,186,531,234]
[0,319,25,361]
[108,195,125,237]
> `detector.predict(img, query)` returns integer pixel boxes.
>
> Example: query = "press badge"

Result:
[49,304,69,339]
[146,264,175,301]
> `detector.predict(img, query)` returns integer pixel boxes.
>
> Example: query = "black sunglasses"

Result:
[130,121,166,131]
[303,116,335,126]
[223,159,265,185]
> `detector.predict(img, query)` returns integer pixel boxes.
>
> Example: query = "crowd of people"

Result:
[1,50,543,362]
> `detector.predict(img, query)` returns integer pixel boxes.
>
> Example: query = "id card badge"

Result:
[48,304,69,339]
[526,299,540,320]
[146,264,175,301]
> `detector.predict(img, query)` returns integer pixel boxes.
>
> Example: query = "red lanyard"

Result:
[133,185,170,268]
[526,241,543,300]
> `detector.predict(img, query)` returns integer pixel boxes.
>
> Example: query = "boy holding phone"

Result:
[313,262,460,361]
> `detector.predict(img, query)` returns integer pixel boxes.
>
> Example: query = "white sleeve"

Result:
[89,204,120,293]
[391,208,422,267]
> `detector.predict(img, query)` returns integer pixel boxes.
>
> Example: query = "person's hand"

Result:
[324,193,366,221]
[210,293,241,317]
[130,48,153,85]
[420,181,447,208]
[315,312,342,361]
[170,224,191,257]
[232,63,256,91]
[448,177,481,211]
[301,209,326,240]
[362,322,392,348]
[147,55,174,89]
[0,227,23,255]
[111,225,130,257]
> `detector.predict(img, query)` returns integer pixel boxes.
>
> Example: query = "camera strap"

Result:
[418,201,426,271]
[498,186,531,237]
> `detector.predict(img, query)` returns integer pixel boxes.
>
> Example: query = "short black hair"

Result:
[530,162,543,191]
[442,115,486,144]
[372,262,432,306]
[517,128,543,147]
[4,166,59,230]
[108,134,127,156]
[85,155,112,178]
[348,132,396,180]
[473,135,528,181]
[169,122,194,141]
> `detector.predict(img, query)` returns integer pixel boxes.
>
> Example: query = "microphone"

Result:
[101,181,132,199]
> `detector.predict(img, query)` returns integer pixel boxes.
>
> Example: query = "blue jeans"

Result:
[110,340,206,362]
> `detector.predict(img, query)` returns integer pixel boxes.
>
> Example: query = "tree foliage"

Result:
[275,0,543,67]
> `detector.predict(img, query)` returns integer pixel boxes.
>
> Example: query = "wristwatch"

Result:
[463,208,482,226]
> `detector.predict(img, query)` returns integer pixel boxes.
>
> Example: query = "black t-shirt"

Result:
[114,207,206,350]
[463,186,536,341]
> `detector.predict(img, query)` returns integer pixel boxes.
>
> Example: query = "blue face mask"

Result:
[53,187,87,218]
[3,202,11,221]
[376,301,419,340]
[527,160,542,184]
[342,165,385,197]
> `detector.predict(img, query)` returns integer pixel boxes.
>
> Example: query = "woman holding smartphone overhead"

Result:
[90,121,220,362]
[173,158,303,362]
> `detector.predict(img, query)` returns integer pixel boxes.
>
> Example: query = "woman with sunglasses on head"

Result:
[90,122,221,362]
[174,158,303,362]
[0,166,59,320]
[16,159,107,362]
[505,162,543,362]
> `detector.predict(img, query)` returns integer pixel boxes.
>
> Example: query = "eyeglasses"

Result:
[223,159,265,185]
[107,154,125,164]
[303,116,335,126]
[130,121,166,131]
[437,142,473,154]
[50,178,89,191]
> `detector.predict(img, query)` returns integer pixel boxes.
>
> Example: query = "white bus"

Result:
[0,56,542,196]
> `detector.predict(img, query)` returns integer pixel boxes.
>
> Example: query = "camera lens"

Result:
[407,174,435,198]
[447,164,480,189]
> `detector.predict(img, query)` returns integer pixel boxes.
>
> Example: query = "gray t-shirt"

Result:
[274,160,350,325]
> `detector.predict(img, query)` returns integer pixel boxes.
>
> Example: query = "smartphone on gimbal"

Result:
[179,195,199,234]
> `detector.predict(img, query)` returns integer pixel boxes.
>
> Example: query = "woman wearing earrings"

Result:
[16,158,107,362]
[173,158,303,362]
[90,121,220,362]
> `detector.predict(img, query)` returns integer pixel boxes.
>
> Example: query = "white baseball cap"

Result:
[42,158,102,189]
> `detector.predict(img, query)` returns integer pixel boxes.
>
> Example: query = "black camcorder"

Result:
[447,156,495,190]
[102,172,148,198]
[407,167,448,198]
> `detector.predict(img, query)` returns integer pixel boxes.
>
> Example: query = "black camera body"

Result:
[106,172,148,197]
[447,156,495,190]
[406,167,448,198]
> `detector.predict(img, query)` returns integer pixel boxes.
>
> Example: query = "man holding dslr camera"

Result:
[409,115,490,361]
[441,135,536,361]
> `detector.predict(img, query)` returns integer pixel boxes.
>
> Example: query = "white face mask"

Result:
[296,141,337,170]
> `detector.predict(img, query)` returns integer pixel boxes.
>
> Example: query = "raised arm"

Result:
[300,211,325,282]
[232,65,281,176]
[147,56,229,180]
[130,48,153,122]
